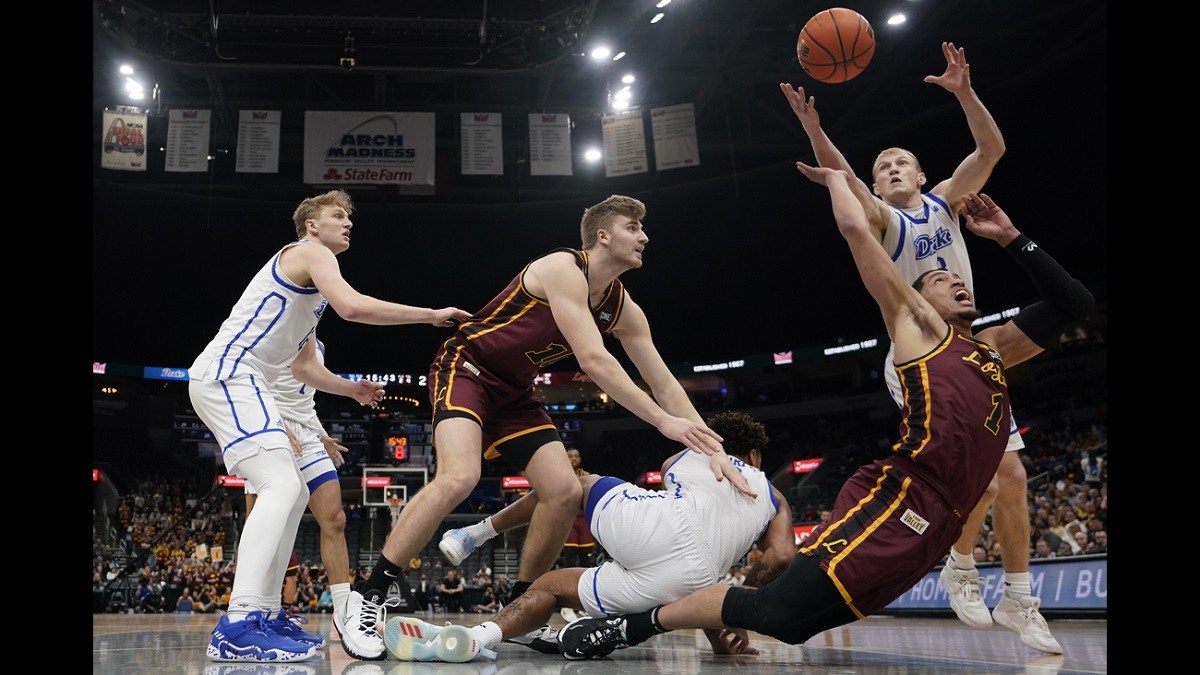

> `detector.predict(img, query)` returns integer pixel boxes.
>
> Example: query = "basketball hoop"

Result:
[387,495,404,525]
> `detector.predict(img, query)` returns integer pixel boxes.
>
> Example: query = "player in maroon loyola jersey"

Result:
[347,195,757,638]
[557,173,1093,658]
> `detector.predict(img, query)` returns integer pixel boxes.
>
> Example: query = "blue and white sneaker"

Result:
[206,610,317,662]
[438,528,477,566]
[267,608,326,648]
[384,617,496,663]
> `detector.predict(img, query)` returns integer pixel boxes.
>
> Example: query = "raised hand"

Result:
[960,192,1018,244]
[924,41,971,95]
[779,83,821,131]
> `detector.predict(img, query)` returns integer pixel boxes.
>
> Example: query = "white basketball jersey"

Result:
[880,193,975,295]
[262,339,326,429]
[663,451,777,574]
[188,241,327,382]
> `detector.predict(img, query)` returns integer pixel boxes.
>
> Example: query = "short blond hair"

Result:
[580,195,646,248]
[872,147,922,176]
[292,190,354,238]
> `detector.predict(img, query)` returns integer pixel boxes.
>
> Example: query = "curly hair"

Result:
[704,411,768,461]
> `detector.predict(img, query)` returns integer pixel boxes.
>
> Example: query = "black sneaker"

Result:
[557,616,628,660]
[503,624,560,654]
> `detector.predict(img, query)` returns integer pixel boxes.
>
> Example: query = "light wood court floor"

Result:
[93,611,1106,674]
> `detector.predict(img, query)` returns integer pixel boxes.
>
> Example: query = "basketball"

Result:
[797,7,875,84]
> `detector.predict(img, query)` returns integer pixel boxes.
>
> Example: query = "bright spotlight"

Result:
[650,13,664,24]
[621,73,635,84]
[584,148,602,162]
[590,46,612,60]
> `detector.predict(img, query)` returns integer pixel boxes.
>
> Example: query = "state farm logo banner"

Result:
[303,111,436,194]
[165,109,211,172]
[100,110,147,171]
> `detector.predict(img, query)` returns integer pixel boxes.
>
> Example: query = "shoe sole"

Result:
[384,617,444,661]
[438,538,469,566]
[333,611,387,660]
[206,642,316,662]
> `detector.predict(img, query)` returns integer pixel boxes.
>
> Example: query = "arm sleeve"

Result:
[1004,235,1096,350]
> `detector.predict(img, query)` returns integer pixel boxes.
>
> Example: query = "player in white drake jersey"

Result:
[189,189,470,663]
[779,42,1060,654]
[385,411,795,661]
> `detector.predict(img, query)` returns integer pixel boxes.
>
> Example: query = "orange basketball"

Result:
[797,7,875,84]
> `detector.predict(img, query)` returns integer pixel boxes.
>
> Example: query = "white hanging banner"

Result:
[651,103,700,171]
[303,111,436,194]
[100,110,148,171]
[461,113,504,176]
[528,113,573,176]
[235,110,282,174]
[165,109,212,173]
[601,110,648,178]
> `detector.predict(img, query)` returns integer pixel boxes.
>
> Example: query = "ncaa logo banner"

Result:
[303,111,436,194]
[100,110,148,171]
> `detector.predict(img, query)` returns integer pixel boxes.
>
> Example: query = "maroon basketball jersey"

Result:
[891,324,1011,511]
[434,248,625,386]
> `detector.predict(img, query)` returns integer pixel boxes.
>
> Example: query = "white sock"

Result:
[331,582,351,615]
[226,593,261,622]
[472,621,504,650]
[465,517,499,543]
[1004,572,1032,598]
[948,548,976,570]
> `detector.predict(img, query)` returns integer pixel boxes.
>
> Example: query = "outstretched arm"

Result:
[964,193,1094,367]
[780,83,891,240]
[616,300,756,497]
[535,254,727,458]
[282,243,471,327]
[793,162,939,350]
[290,337,384,407]
[924,42,1006,213]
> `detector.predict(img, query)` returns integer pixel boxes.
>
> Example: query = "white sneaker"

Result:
[438,529,477,567]
[939,564,992,628]
[503,624,560,654]
[992,594,1063,654]
[334,589,400,660]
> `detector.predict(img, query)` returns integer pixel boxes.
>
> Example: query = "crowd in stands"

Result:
[94,342,1106,613]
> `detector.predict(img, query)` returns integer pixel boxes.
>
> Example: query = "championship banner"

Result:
[235,110,282,174]
[303,111,436,194]
[165,109,211,172]
[100,110,147,171]
[651,103,700,171]
[601,110,648,177]
[461,112,503,175]
[528,113,573,176]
